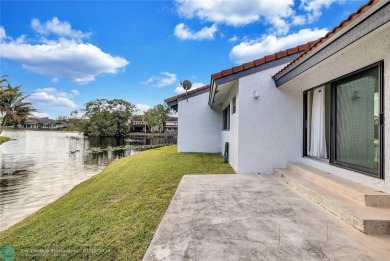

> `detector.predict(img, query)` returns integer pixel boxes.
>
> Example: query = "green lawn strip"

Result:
[0,136,10,144]
[0,145,234,260]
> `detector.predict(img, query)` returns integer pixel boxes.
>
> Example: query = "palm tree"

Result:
[0,76,35,134]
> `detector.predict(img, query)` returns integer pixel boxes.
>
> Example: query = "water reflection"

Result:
[0,130,176,231]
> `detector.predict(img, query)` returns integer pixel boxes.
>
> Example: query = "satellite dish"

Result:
[182,80,192,91]
[180,80,192,102]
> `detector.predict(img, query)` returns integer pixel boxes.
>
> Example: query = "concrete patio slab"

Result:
[143,174,390,261]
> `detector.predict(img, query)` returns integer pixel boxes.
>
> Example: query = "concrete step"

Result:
[287,162,390,207]
[274,168,390,235]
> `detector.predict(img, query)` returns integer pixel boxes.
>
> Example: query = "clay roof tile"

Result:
[254,57,266,66]
[243,61,255,69]
[232,65,244,73]
[275,50,288,59]
[264,53,277,62]
[221,68,234,76]
[287,46,299,55]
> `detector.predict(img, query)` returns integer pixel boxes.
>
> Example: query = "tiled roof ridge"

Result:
[273,0,380,79]
[164,84,210,103]
[210,40,317,82]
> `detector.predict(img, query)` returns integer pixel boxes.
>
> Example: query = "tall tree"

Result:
[145,104,171,133]
[82,99,137,136]
[0,76,35,134]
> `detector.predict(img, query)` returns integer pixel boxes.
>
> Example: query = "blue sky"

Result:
[0,0,366,119]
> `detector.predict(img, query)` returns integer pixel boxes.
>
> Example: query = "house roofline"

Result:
[273,0,383,83]
[164,85,210,110]
[208,41,315,107]
[210,41,316,83]
[164,85,210,104]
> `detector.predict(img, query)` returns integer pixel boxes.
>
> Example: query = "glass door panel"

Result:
[335,67,379,174]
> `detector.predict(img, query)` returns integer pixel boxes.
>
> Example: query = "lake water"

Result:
[0,130,176,231]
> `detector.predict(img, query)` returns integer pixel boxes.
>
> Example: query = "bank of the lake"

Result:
[0,145,234,260]
[0,136,10,144]
[0,130,176,232]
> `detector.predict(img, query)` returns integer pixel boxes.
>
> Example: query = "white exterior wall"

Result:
[220,83,239,171]
[177,91,222,153]
[236,64,302,174]
[280,23,390,192]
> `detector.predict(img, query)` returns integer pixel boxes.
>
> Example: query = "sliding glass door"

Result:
[332,64,382,177]
[304,62,383,178]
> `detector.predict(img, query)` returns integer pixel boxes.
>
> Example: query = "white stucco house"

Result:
[165,0,390,193]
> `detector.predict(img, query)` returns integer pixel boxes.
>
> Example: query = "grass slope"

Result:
[0,136,10,144]
[0,146,234,260]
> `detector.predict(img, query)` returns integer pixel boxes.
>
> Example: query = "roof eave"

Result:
[274,0,386,85]
[208,52,304,108]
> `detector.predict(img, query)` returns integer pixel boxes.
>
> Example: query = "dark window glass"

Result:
[223,105,230,130]
[232,97,236,114]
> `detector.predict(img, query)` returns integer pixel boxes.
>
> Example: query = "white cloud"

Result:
[27,87,79,109]
[31,112,51,118]
[31,17,90,41]
[51,77,59,83]
[229,36,238,42]
[174,0,346,36]
[70,89,80,96]
[0,26,5,41]
[174,86,186,95]
[1,39,128,85]
[0,19,128,85]
[267,16,290,35]
[229,28,328,64]
[143,72,177,88]
[175,0,294,27]
[135,104,151,114]
[174,82,206,94]
[174,23,217,40]
[300,0,343,23]
[292,15,307,25]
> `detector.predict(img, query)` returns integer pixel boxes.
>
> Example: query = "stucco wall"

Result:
[177,91,222,153]
[236,64,302,174]
[220,83,239,171]
[280,22,390,192]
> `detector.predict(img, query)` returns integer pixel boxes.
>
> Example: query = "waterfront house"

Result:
[23,117,68,129]
[130,117,150,133]
[23,118,56,129]
[164,117,178,134]
[165,0,390,194]
[23,118,40,128]
[130,116,178,134]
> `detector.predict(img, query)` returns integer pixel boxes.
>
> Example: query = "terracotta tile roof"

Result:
[273,0,381,80]
[210,41,316,82]
[164,85,210,103]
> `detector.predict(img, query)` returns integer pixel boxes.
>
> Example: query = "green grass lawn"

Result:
[0,145,234,260]
[0,136,10,144]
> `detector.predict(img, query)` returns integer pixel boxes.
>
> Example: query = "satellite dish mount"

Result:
[180,80,192,102]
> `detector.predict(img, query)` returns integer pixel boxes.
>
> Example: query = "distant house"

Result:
[130,116,178,134]
[164,117,178,134]
[23,118,67,129]
[23,118,40,128]
[39,118,56,129]
[165,0,390,193]
[55,121,70,129]
[130,117,149,133]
